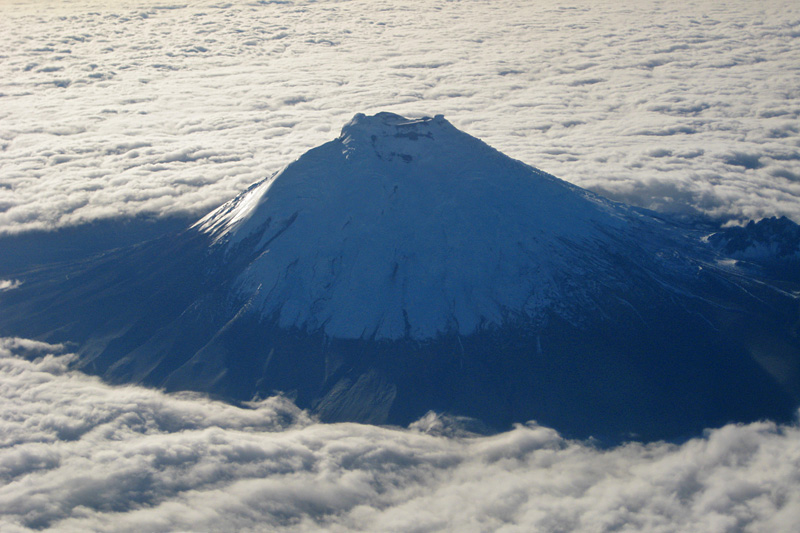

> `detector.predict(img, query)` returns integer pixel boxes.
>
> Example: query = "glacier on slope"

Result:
[1,112,798,443]
[198,112,654,340]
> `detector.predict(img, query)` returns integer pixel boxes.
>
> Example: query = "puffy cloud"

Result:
[1,338,798,532]
[0,280,22,291]
[1,0,800,235]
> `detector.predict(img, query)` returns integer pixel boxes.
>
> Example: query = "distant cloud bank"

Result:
[1,0,799,234]
[1,338,798,532]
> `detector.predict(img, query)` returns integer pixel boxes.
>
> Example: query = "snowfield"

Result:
[198,112,639,339]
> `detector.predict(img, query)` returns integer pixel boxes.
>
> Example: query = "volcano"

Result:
[2,112,799,443]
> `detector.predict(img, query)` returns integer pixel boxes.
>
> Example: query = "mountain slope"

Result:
[2,113,798,443]
[195,112,688,340]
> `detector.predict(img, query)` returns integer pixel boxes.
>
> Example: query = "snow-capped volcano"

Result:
[196,112,648,340]
[1,113,798,443]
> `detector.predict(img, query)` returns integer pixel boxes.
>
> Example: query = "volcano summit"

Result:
[2,113,799,443]
[199,112,639,340]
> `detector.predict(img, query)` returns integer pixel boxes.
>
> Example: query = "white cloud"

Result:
[0,280,22,291]
[0,0,799,235]
[0,339,798,532]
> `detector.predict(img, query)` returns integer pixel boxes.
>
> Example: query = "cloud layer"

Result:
[1,338,799,532]
[1,0,800,234]
[3,5,799,530]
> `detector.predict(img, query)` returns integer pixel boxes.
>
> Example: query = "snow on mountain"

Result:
[1,112,798,442]
[706,216,800,283]
[195,112,650,340]
[709,216,800,260]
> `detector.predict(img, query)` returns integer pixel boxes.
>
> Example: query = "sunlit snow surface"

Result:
[197,112,638,339]
[1,0,800,234]
[1,339,799,533]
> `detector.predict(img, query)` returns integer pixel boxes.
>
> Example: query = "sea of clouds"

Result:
[3,1,800,530]
[1,338,799,532]
[1,0,799,234]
